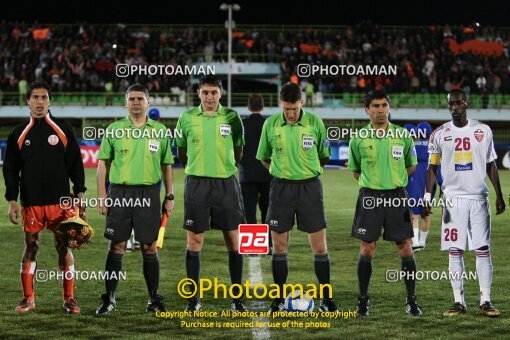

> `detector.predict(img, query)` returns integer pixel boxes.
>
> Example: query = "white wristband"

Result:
[423,192,432,203]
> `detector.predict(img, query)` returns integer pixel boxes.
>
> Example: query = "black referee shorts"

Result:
[183,175,246,232]
[351,187,413,243]
[266,177,327,233]
[105,184,161,244]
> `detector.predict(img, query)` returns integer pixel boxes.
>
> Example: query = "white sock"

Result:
[449,248,465,305]
[20,262,36,274]
[419,231,428,246]
[412,228,419,246]
[475,248,492,305]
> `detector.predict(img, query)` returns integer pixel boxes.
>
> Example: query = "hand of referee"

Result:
[98,195,108,216]
[162,199,174,216]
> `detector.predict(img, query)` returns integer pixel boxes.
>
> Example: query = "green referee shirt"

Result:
[348,122,417,189]
[174,104,244,178]
[97,116,174,185]
[256,110,331,180]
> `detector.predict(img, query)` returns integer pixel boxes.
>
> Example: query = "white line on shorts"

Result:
[249,256,271,339]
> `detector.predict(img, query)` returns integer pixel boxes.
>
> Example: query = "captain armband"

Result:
[428,153,440,165]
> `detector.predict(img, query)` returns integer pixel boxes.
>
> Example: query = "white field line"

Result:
[249,256,271,340]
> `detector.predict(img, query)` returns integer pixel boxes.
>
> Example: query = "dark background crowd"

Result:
[0,20,509,96]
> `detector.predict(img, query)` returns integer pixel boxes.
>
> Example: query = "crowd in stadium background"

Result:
[0,20,509,98]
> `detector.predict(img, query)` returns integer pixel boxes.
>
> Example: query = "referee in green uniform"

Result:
[257,82,339,314]
[175,75,246,312]
[95,84,175,315]
[348,90,421,317]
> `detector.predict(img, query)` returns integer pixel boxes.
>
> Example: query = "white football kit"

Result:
[428,119,497,250]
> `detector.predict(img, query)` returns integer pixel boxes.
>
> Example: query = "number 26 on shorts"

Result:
[444,228,458,242]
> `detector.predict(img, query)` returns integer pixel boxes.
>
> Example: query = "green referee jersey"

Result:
[256,110,331,180]
[97,116,174,185]
[348,122,417,190]
[174,104,244,178]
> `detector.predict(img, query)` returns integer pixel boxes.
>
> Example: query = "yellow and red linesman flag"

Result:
[156,212,169,249]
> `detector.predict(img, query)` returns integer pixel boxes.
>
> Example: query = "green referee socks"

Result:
[228,251,243,298]
[142,252,160,298]
[105,252,124,295]
[314,254,332,299]
[401,255,417,297]
[272,253,288,299]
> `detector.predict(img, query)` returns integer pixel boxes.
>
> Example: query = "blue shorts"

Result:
[407,163,437,215]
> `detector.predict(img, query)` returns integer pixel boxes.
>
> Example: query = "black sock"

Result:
[272,253,288,299]
[143,252,160,298]
[401,255,416,297]
[228,251,243,299]
[357,255,372,297]
[105,252,124,295]
[314,253,332,299]
[186,250,200,299]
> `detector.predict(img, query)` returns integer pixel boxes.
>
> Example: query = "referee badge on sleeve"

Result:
[148,140,160,153]
[302,135,314,151]
[220,124,231,137]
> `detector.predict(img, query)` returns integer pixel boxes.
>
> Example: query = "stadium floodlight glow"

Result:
[220,3,241,107]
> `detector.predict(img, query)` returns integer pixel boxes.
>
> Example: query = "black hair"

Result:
[198,75,222,89]
[27,80,51,100]
[279,82,302,103]
[364,90,391,108]
[448,88,468,101]
[248,94,264,112]
[125,84,149,98]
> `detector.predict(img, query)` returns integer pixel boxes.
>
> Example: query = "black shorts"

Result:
[183,175,246,232]
[105,184,161,244]
[266,177,327,233]
[351,187,413,243]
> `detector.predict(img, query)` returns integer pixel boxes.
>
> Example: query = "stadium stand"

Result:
[0,21,509,98]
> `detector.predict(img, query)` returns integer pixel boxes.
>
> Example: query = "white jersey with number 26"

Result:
[428,119,496,199]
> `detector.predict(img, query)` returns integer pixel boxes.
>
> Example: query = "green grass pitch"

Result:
[0,168,508,339]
